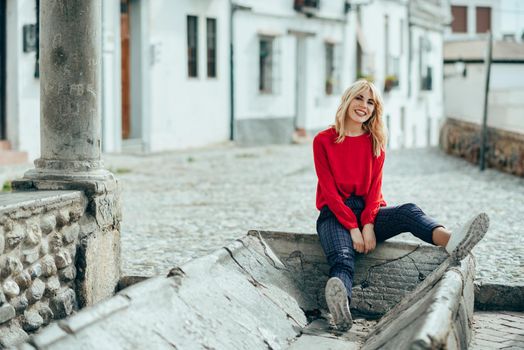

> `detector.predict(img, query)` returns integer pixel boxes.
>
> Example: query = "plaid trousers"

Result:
[316,196,442,300]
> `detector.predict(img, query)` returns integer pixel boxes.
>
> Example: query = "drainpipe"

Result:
[229,3,252,142]
[229,0,234,141]
[479,31,492,171]
[407,1,412,98]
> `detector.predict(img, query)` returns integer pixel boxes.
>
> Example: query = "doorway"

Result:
[0,0,6,140]
[120,0,131,140]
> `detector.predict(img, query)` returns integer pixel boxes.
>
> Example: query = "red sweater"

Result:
[313,127,386,230]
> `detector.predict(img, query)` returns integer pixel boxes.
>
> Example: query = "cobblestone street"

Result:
[100,143,524,290]
[2,143,523,347]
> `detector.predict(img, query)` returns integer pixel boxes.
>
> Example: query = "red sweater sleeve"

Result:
[313,136,359,230]
[361,150,385,226]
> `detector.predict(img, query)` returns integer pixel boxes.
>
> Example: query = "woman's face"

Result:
[346,88,376,125]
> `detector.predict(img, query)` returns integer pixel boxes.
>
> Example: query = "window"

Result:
[476,7,491,33]
[421,66,432,91]
[325,43,335,95]
[451,6,467,33]
[206,18,217,78]
[294,0,319,11]
[187,15,198,78]
[419,37,432,91]
[259,36,274,93]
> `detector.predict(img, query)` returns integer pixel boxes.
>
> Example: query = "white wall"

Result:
[500,0,524,41]
[444,62,524,133]
[408,28,445,147]
[101,0,122,153]
[6,0,40,161]
[148,0,230,151]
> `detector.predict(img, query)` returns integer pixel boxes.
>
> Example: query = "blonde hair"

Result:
[333,79,387,157]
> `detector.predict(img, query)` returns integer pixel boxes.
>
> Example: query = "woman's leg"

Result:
[316,211,355,330]
[373,203,444,245]
[316,213,356,299]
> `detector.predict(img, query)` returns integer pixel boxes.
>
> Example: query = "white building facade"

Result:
[357,0,450,149]
[3,0,453,164]
[231,0,354,145]
[2,0,40,162]
[443,41,524,134]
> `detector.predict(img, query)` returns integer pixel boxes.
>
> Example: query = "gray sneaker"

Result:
[325,277,353,331]
[445,213,489,260]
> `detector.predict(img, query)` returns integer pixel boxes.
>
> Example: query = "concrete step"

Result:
[0,140,11,151]
[0,150,29,165]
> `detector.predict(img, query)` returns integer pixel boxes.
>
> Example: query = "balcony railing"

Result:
[294,0,320,16]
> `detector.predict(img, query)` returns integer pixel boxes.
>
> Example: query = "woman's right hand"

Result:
[349,228,365,253]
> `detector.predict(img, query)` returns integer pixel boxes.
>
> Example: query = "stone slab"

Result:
[21,232,465,350]
[0,191,84,215]
[475,282,524,311]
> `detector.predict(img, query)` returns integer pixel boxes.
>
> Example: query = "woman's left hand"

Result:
[362,224,376,254]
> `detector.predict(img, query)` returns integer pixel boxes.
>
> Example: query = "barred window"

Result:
[325,43,335,95]
[206,18,217,78]
[187,15,198,78]
[259,36,274,93]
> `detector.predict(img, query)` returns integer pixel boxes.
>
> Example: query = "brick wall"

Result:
[440,118,524,177]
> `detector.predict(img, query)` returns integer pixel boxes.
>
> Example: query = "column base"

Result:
[20,167,115,184]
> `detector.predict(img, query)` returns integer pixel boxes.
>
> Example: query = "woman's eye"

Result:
[367,101,374,105]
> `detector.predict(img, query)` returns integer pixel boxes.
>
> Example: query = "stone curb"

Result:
[474,282,524,311]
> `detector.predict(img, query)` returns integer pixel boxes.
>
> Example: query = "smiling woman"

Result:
[312,79,489,332]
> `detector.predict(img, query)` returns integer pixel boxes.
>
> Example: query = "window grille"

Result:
[206,18,217,78]
[259,36,274,93]
[187,15,198,78]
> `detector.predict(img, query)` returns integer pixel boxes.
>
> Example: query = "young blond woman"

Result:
[313,79,488,331]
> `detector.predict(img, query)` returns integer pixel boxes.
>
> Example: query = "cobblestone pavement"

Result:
[100,143,523,288]
[3,143,523,346]
[4,144,521,284]
[470,311,524,349]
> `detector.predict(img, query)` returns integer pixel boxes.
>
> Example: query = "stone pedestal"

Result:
[12,0,121,310]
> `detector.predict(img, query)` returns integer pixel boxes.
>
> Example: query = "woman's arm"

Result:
[361,150,385,226]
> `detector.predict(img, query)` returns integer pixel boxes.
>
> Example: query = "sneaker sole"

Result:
[451,212,489,261]
[325,277,352,331]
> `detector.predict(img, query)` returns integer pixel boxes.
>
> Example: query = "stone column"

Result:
[14,0,121,309]
[26,0,107,180]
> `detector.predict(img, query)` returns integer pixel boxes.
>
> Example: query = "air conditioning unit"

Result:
[294,0,320,17]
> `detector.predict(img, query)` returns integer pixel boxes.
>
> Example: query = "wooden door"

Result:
[121,0,131,139]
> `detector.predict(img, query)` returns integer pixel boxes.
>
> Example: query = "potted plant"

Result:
[357,72,375,83]
[384,75,398,92]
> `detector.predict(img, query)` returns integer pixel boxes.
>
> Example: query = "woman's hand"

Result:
[349,228,365,253]
[362,224,376,254]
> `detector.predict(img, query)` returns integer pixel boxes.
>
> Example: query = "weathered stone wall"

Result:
[0,192,86,346]
[0,189,121,348]
[440,118,524,177]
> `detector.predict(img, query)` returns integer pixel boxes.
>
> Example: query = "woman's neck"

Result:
[345,123,364,137]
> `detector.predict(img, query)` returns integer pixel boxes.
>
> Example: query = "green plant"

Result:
[108,167,132,175]
[357,72,375,82]
[2,180,12,192]
[384,75,399,92]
